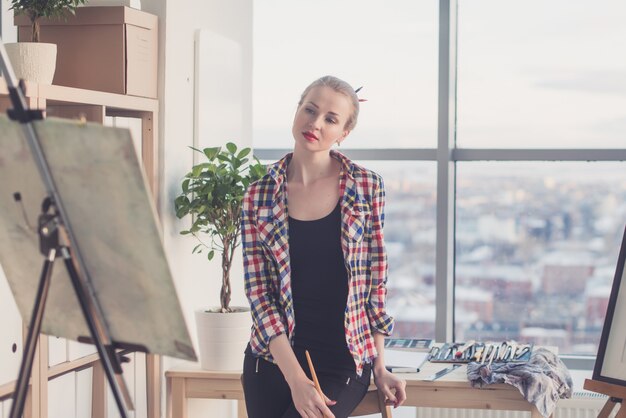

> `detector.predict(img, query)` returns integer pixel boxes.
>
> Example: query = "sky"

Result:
[252,0,626,149]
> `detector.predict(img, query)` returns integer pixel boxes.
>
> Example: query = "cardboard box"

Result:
[15,6,157,98]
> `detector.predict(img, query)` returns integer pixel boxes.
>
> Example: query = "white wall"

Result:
[0,0,16,43]
[1,0,252,416]
[1,5,24,418]
[141,0,253,417]
[0,265,22,418]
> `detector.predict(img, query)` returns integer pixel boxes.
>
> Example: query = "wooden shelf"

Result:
[0,77,160,205]
[0,77,157,111]
[0,78,161,418]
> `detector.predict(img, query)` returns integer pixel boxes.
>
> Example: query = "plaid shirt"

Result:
[241,150,394,376]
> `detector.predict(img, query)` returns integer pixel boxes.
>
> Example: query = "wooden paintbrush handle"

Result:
[305,350,328,416]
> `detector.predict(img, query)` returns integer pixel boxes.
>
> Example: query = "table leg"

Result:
[168,377,186,418]
[376,389,393,418]
[146,354,161,418]
[92,362,107,418]
[530,407,542,418]
[237,400,247,418]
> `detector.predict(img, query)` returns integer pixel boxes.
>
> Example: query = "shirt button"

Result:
[348,337,352,343]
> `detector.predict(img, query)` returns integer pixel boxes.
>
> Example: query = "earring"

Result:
[336,141,341,147]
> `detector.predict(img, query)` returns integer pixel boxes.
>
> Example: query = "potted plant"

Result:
[5,0,87,84]
[175,143,265,370]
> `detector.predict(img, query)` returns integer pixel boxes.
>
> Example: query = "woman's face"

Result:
[292,86,353,152]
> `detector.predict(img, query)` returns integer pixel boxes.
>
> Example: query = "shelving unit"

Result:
[0,77,161,418]
[0,78,159,204]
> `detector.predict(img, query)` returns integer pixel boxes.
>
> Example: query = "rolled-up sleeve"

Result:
[241,189,286,353]
[366,176,395,335]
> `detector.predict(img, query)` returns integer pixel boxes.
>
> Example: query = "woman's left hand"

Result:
[373,368,407,408]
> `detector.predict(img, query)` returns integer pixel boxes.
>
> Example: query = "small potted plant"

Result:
[175,143,265,370]
[5,0,87,84]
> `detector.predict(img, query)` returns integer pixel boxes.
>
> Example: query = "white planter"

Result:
[195,307,251,371]
[4,42,57,85]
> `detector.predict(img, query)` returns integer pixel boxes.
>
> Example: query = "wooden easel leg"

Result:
[597,398,619,418]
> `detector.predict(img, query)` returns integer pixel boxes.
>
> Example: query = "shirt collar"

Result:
[267,150,355,187]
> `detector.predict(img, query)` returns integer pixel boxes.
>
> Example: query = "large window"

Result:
[253,0,438,149]
[457,0,626,148]
[456,162,626,354]
[365,162,437,340]
[253,1,626,361]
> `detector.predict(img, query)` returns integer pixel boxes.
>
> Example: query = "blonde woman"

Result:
[241,76,406,418]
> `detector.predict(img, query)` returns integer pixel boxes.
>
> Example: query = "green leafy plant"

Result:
[175,143,265,313]
[9,0,88,42]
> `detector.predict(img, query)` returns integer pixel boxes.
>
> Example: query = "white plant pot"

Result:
[195,307,251,371]
[4,42,57,85]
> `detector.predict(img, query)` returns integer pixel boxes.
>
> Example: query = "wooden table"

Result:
[166,359,550,418]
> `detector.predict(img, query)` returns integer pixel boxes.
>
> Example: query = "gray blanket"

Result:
[466,347,573,417]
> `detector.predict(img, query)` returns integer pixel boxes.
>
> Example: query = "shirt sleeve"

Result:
[366,175,395,336]
[241,188,287,353]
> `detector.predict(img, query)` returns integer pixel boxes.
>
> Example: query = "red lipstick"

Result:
[303,131,318,142]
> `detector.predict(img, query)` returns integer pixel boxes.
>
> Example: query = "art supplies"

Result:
[384,338,434,352]
[428,341,533,364]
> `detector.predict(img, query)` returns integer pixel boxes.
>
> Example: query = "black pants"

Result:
[242,351,371,418]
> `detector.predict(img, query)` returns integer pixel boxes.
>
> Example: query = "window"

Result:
[253,0,626,362]
[457,0,626,148]
[253,0,438,149]
[364,162,437,340]
[456,162,626,354]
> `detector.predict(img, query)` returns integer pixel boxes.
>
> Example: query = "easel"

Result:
[584,379,626,418]
[0,37,133,418]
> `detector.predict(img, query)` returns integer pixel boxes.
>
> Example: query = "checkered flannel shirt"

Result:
[241,150,394,376]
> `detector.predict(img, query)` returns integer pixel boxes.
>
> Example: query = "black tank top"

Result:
[288,202,355,375]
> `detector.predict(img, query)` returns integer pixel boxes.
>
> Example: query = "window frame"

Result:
[253,0,626,370]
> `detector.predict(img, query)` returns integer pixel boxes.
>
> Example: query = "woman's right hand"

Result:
[288,375,336,418]
[269,336,335,417]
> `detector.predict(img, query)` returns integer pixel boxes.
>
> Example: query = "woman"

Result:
[241,75,406,418]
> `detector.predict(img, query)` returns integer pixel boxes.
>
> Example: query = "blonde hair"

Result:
[297,75,360,131]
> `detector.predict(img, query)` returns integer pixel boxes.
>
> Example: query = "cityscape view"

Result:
[253,0,626,358]
[376,161,626,355]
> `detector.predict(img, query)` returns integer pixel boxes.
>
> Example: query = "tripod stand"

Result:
[0,38,133,418]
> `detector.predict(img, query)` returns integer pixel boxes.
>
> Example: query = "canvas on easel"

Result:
[0,114,196,361]
[593,225,626,387]
[584,225,626,417]
[0,35,196,418]
[0,113,198,418]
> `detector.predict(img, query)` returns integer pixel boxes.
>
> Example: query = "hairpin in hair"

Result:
[355,86,368,102]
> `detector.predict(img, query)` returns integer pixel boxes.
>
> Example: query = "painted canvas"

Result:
[593,225,626,386]
[0,115,196,361]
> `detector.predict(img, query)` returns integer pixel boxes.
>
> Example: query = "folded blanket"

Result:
[466,347,573,417]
